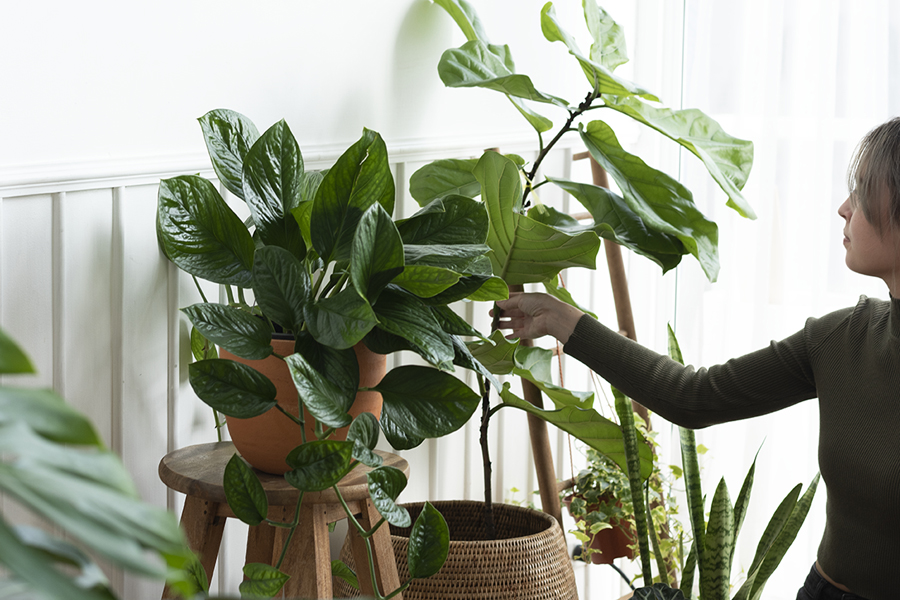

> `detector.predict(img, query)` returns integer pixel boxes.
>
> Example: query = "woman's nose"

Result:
[838,196,851,219]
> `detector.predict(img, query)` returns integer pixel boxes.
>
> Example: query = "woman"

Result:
[493,119,900,600]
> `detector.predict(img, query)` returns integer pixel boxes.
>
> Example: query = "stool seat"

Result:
[159,442,407,599]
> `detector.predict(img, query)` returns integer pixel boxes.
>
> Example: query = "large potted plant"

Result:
[156,109,509,597]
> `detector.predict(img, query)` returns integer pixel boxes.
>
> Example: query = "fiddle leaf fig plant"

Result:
[156,109,502,597]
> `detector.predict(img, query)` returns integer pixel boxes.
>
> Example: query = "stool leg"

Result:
[245,521,277,569]
[350,498,402,599]
[162,496,225,599]
[277,503,332,599]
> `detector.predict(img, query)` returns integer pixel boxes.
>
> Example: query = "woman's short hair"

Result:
[847,117,900,234]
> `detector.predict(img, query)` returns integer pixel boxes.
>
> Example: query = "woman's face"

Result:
[837,188,900,294]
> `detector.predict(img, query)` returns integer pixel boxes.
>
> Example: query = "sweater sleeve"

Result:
[562,315,819,429]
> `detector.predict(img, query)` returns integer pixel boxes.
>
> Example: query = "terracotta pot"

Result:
[563,493,636,565]
[222,338,385,475]
[335,500,579,600]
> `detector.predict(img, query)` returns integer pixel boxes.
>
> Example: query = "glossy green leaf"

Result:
[432,0,489,42]
[188,359,277,419]
[305,287,378,350]
[420,273,508,304]
[0,518,114,600]
[408,159,480,206]
[198,109,260,200]
[580,121,719,281]
[311,129,394,262]
[285,351,353,429]
[182,303,272,360]
[331,560,359,591]
[391,264,462,298]
[509,95,554,133]
[239,563,289,598]
[548,177,684,273]
[376,366,480,450]
[348,412,383,468]
[0,387,103,446]
[469,331,594,409]
[0,328,34,375]
[372,288,455,370]
[439,40,569,108]
[284,440,355,492]
[190,326,218,361]
[500,384,652,480]
[407,502,450,579]
[703,478,735,600]
[475,151,600,284]
[157,175,256,286]
[367,466,411,527]
[403,243,491,273]
[223,454,268,526]
[541,278,597,319]
[540,3,657,100]
[583,0,629,70]
[449,335,502,392]
[351,203,404,302]
[429,305,483,339]
[603,96,755,218]
[242,119,307,256]
[397,196,489,246]
[251,245,310,335]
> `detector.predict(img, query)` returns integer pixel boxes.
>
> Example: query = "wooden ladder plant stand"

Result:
[158,441,405,599]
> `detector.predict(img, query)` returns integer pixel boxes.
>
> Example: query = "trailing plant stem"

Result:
[335,484,387,600]
[275,492,304,570]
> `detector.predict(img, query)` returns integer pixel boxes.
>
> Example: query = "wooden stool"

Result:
[159,441,406,599]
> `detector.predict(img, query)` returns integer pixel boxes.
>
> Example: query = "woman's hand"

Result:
[492,293,585,344]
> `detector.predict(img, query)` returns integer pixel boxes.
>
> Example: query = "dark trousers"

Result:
[796,564,869,600]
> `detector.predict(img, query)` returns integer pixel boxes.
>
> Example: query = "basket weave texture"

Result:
[335,500,578,599]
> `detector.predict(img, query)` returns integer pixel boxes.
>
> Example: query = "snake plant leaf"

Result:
[223,454,268,526]
[731,448,760,571]
[632,584,687,600]
[680,539,698,599]
[285,351,354,429]
[547,177,685,273]
[500,384,652,479]
[0,518,115,600]
[198,109,260,200]
[603,96,755,219]
[702,478,735,600]
[239,563,289,598]
[367,466,411,527]
[311,129,394,263]
[0,387,102,446]
[188,359,277,419]
[305,287,378,350]
[157,175,256,287]
[372,288,455,370]
[408,159,481,207]
[391,265,461,298]
[348,412,382,468]
[407,502,450,579]
[0,328,34,375]
[351,203,404,303]
[397,196,489,246]
[251,246,311,336]
[439,40,570,109]
[583,0,629,71]
[284,440,355,492]
[432,0,489,42]
[181,303,272,360]
[242,119,307,257]
[375,366,480,450]
[540,3,657,100]
[476,151,601,284]
[580,121,720,281]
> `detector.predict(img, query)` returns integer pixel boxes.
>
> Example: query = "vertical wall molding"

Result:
[51,192,66,397]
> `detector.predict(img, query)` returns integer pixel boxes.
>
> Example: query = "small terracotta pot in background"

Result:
[222,338,385,475]
[563,493,636,565]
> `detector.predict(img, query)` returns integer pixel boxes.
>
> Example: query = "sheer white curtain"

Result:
[655,0,899,596]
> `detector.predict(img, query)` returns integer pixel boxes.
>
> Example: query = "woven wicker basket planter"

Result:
[335,500,578,599]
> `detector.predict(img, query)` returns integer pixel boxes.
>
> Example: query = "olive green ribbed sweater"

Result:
[563,295,900,600]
